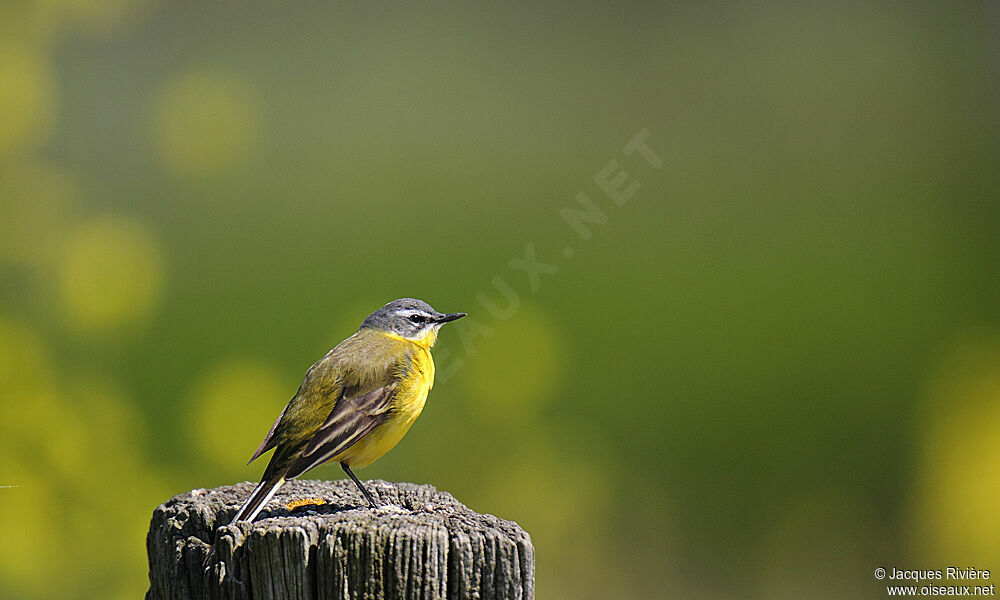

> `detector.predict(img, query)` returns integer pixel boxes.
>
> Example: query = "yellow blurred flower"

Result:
[152,67,260,176]
[56,215,164,334]
[0,320,169,598]
[188,358,291,472]
[908,334,1000,568]
[58,376,170,598]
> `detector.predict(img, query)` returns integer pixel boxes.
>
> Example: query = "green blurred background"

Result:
[1,1,998,598]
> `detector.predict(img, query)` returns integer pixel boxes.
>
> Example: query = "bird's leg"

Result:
[341,462,378,508]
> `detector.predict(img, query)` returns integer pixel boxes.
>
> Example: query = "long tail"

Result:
[232,476,286,523]
[204,476,286,569]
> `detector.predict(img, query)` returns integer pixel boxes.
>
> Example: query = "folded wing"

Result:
[284,383,397,479]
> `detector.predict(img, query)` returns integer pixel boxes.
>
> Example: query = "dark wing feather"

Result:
[284,383,397,479]
[248,403,289,464]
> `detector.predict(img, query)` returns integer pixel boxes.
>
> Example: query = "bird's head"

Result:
[361,298,466,344]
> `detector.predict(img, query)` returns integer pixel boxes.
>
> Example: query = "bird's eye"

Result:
[408,314,426,324]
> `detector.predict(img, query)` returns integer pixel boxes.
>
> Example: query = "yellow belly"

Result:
[336,387,428,468]
[335,343,435,469]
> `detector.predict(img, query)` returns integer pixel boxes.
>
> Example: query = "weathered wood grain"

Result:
[146,479,534,600]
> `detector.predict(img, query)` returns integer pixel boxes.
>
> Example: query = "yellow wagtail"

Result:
[229,298,465,522]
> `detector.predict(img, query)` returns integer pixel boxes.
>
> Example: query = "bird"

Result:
[228,298,466,523]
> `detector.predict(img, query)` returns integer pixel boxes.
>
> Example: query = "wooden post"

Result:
[146,479,534,600]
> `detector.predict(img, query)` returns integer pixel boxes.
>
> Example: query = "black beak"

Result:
[435,312,467,323]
